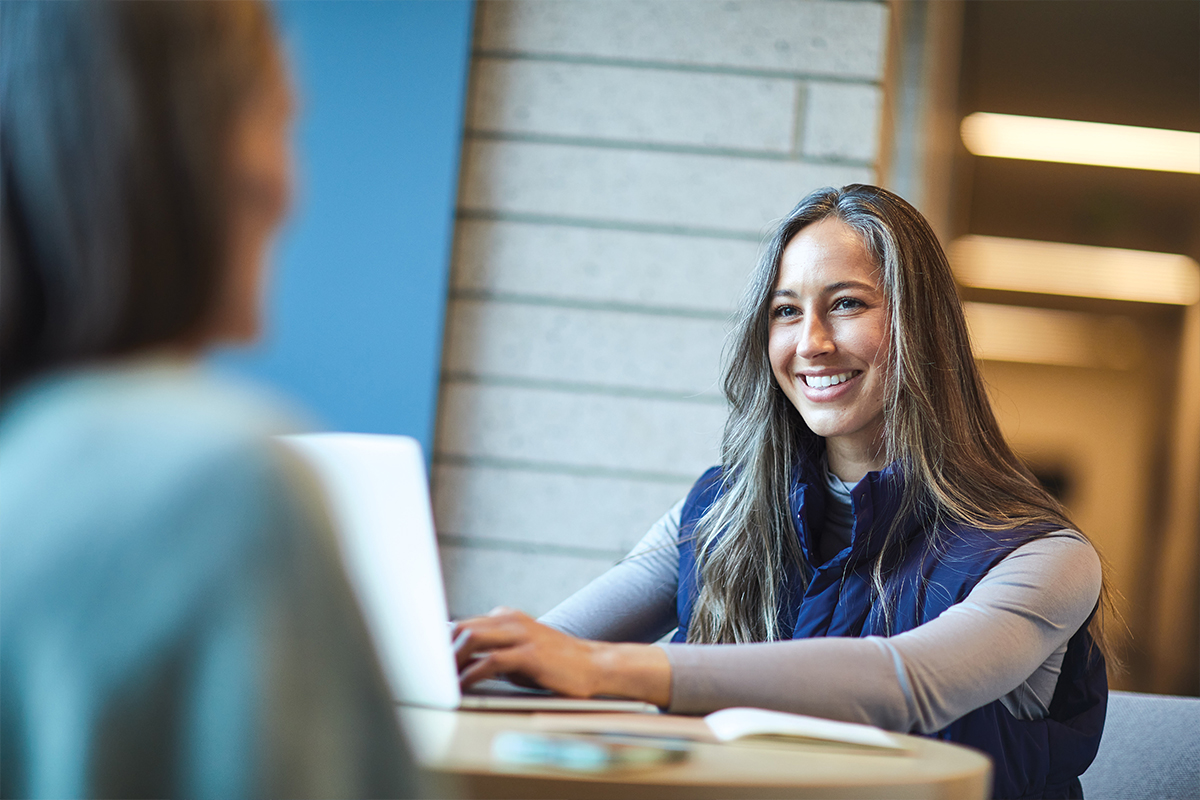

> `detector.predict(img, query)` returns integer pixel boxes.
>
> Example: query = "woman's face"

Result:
[768,217,890,479]
[213,62,295,344]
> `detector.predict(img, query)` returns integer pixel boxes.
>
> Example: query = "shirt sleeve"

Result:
[661,531,1102,733]
[539,499,684,643]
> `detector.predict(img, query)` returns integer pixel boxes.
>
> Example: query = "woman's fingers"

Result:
[451,606,527,642]
[448,606,672,707]
[458,644,539,690]
[451,609,600,696]
[452,608,541,670]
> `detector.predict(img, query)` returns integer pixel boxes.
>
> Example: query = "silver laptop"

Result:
[277,433,657,713]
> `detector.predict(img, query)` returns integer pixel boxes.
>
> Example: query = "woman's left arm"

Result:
[661,530,1102,731]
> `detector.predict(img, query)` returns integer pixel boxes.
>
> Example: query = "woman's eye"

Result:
[771,305,799,320]
[832,297,865,312]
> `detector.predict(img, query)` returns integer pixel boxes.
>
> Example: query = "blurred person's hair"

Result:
[686,184,1115,658]
[0,0,277,397]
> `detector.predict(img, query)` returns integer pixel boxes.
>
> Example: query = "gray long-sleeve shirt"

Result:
[541,499,1102,733]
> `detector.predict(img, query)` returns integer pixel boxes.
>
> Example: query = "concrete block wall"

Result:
[434,0,889,618]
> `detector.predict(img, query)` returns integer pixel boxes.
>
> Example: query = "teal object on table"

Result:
[491,731,691,773]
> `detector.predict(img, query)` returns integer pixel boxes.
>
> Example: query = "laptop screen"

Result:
[278,433,462,710]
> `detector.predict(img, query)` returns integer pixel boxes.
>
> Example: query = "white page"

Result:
[705,707,907,751]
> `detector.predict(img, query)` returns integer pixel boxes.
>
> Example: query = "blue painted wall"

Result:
[219,1,474,455]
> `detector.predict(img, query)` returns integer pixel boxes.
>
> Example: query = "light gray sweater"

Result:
[541,493,1101,734]
[0,361,416,798]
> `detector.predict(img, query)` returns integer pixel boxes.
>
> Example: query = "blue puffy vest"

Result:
[672,461,1107,800]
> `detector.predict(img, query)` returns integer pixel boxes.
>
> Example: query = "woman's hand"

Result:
[451,607,672,708]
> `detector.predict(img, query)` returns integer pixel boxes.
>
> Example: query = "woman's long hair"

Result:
[687,184,1114,653]
[0,1,278,397]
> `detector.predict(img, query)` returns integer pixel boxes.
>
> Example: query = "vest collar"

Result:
[788,455,923,565]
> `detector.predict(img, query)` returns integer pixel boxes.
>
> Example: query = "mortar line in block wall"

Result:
[466,130,794,162]
[432,453,701,485]
[437,533,626,562]
[465,130,877,169]
[470,49,886,86]
[448,289,735,322]
[453,209,769,242]
[791,80,808,156]
[440,372,727,405]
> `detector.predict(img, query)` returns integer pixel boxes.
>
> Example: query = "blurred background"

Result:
[227,1,1199,696]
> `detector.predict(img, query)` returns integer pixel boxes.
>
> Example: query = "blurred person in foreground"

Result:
[0,2,417,796]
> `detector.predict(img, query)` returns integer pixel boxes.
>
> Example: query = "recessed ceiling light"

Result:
[950,236,1200,306]
[960,112,1200,174]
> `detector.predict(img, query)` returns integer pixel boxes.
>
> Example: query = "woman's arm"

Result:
[663,531,1101,730]
[455,531,1100,731]
[538,499,683,643]
[452,501,683,705]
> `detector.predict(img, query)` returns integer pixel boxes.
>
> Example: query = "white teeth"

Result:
[804,371,856,389]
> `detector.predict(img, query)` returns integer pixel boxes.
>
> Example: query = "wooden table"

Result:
[398,706,992,799]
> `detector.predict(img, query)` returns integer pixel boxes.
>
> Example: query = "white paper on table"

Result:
[705,707,909,751]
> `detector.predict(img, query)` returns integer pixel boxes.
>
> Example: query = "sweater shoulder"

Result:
[0,363,310,592]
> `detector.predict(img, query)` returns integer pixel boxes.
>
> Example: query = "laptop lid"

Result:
[279,433,659,715]
[278,433,461,710]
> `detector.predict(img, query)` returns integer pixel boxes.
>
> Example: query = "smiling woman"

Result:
[454,184,1114,800]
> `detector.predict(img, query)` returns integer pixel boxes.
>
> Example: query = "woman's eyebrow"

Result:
[824,280,877,293]
[772,281,877,299]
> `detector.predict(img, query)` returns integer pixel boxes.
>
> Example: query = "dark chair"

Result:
[1079,690,1200,800]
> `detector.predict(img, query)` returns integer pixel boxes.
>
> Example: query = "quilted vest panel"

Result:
[673,463,1106,800]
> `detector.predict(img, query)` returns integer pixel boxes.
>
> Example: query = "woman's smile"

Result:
[800,369,862,391]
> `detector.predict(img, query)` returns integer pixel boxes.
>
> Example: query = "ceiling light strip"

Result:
[950,235,1200,306]
[963,302,1141,370]
[961,112,1200,174]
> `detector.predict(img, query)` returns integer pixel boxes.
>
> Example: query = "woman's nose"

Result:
[797,315,834,359]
